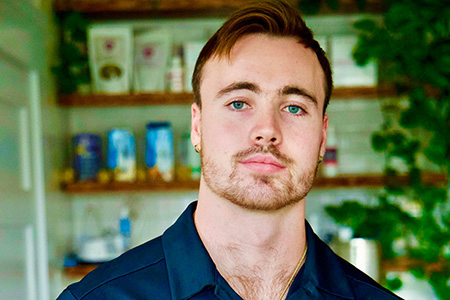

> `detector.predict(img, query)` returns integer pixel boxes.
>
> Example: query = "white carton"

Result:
[134,28,171,92]
[88,24,133,94]
[183,41,206,92]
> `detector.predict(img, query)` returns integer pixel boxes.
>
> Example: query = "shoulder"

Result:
[338,257,403,300]
[59,236,171,300]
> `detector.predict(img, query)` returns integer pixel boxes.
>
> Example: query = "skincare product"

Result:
[145,122,175,182]
[72,133,102,182]
[88,24,133,94]
[134,28,171,92]
[182,41,205,91]
[107,129,137,182]
[169,46,184,92]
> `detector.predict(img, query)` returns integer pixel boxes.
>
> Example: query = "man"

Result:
[58,1,402,299]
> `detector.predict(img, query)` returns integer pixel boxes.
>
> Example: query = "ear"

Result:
[191,103,201,147]
[319,114,329,157]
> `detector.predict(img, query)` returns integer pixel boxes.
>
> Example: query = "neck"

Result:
[194,181,307,299]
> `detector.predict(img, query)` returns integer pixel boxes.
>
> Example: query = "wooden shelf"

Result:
[59,92,195,107]
[63,179,200,194]
[54,0,386,19]
[382,257,446,274]
[314,174,386,189]
[64,263,98,279]
[59,86,396,107]
[62,173,445,194]
[331,86,396,99]
[53,0,250,18]
[313,172,446,189]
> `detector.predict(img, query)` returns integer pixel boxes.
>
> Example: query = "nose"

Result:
[250,107,282,146]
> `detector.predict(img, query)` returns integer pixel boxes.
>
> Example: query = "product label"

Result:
[95,36,123,58]
[137,43,163,67]
[323,147,338,165]
[145,125,174,181]
[72,134,102,181]
[107,129,136,181]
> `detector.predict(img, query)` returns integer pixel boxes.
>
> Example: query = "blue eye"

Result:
[231,101,246,110]
[285,105,302,114]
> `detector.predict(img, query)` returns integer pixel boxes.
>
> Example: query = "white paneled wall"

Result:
[326,98,385,175]
[72,192,197,250]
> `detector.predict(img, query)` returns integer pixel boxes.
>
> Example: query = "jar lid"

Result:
[146,121,171,129]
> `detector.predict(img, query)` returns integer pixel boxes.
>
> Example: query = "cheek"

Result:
[284,126,322,159]
[202,114,243,151]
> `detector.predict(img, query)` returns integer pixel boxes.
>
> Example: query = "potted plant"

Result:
[52,12,91,94]
[325,0,449,298]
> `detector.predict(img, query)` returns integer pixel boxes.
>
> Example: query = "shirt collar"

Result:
[288,221,355,299]
[162,201,217,300]
[162,201,355,300]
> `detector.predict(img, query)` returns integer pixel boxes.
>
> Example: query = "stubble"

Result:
[201,144,318,211]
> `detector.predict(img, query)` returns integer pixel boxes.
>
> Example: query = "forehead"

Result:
[201,34,325,105]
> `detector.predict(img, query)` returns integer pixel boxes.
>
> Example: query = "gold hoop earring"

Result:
[194,144,201,153]
[318,156,323,163]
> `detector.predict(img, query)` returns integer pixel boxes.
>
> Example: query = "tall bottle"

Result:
[169,46,184,92]
[119,207,131,251]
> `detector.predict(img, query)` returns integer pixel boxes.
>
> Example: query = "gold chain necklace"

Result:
[276,243,308,300]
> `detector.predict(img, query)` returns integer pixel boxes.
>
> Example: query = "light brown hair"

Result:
[191,0,333,114]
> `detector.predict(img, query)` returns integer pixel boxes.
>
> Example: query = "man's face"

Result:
[191,34,328,211]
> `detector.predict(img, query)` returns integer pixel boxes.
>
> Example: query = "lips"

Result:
[239,154,286,173]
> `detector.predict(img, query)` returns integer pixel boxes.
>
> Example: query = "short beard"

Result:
[201,144,318,212]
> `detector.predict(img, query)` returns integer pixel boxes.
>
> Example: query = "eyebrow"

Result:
[216,81,262,98]
[215,81,318,108]
[280,86,318,108]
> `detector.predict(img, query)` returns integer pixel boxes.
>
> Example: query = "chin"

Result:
[213,175,308,212]
[227,193,302,212]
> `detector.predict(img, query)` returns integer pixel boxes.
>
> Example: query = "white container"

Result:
[350,238,380,282]
[330,35,377,87]
[88,24,133,94]
[169,48,184,92]
[183,41,205,91]
[78,235,126,263]
[134,28,171,93]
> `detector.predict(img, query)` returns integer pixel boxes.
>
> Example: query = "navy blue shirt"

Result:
[57,202,402,299]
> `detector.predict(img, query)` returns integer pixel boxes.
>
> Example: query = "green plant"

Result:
[326,0,450,298]
[52,12,91,94]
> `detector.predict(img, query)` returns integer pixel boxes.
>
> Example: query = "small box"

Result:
[107,129,136,182]
[88,24,133,94]
[134,28,171,93]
